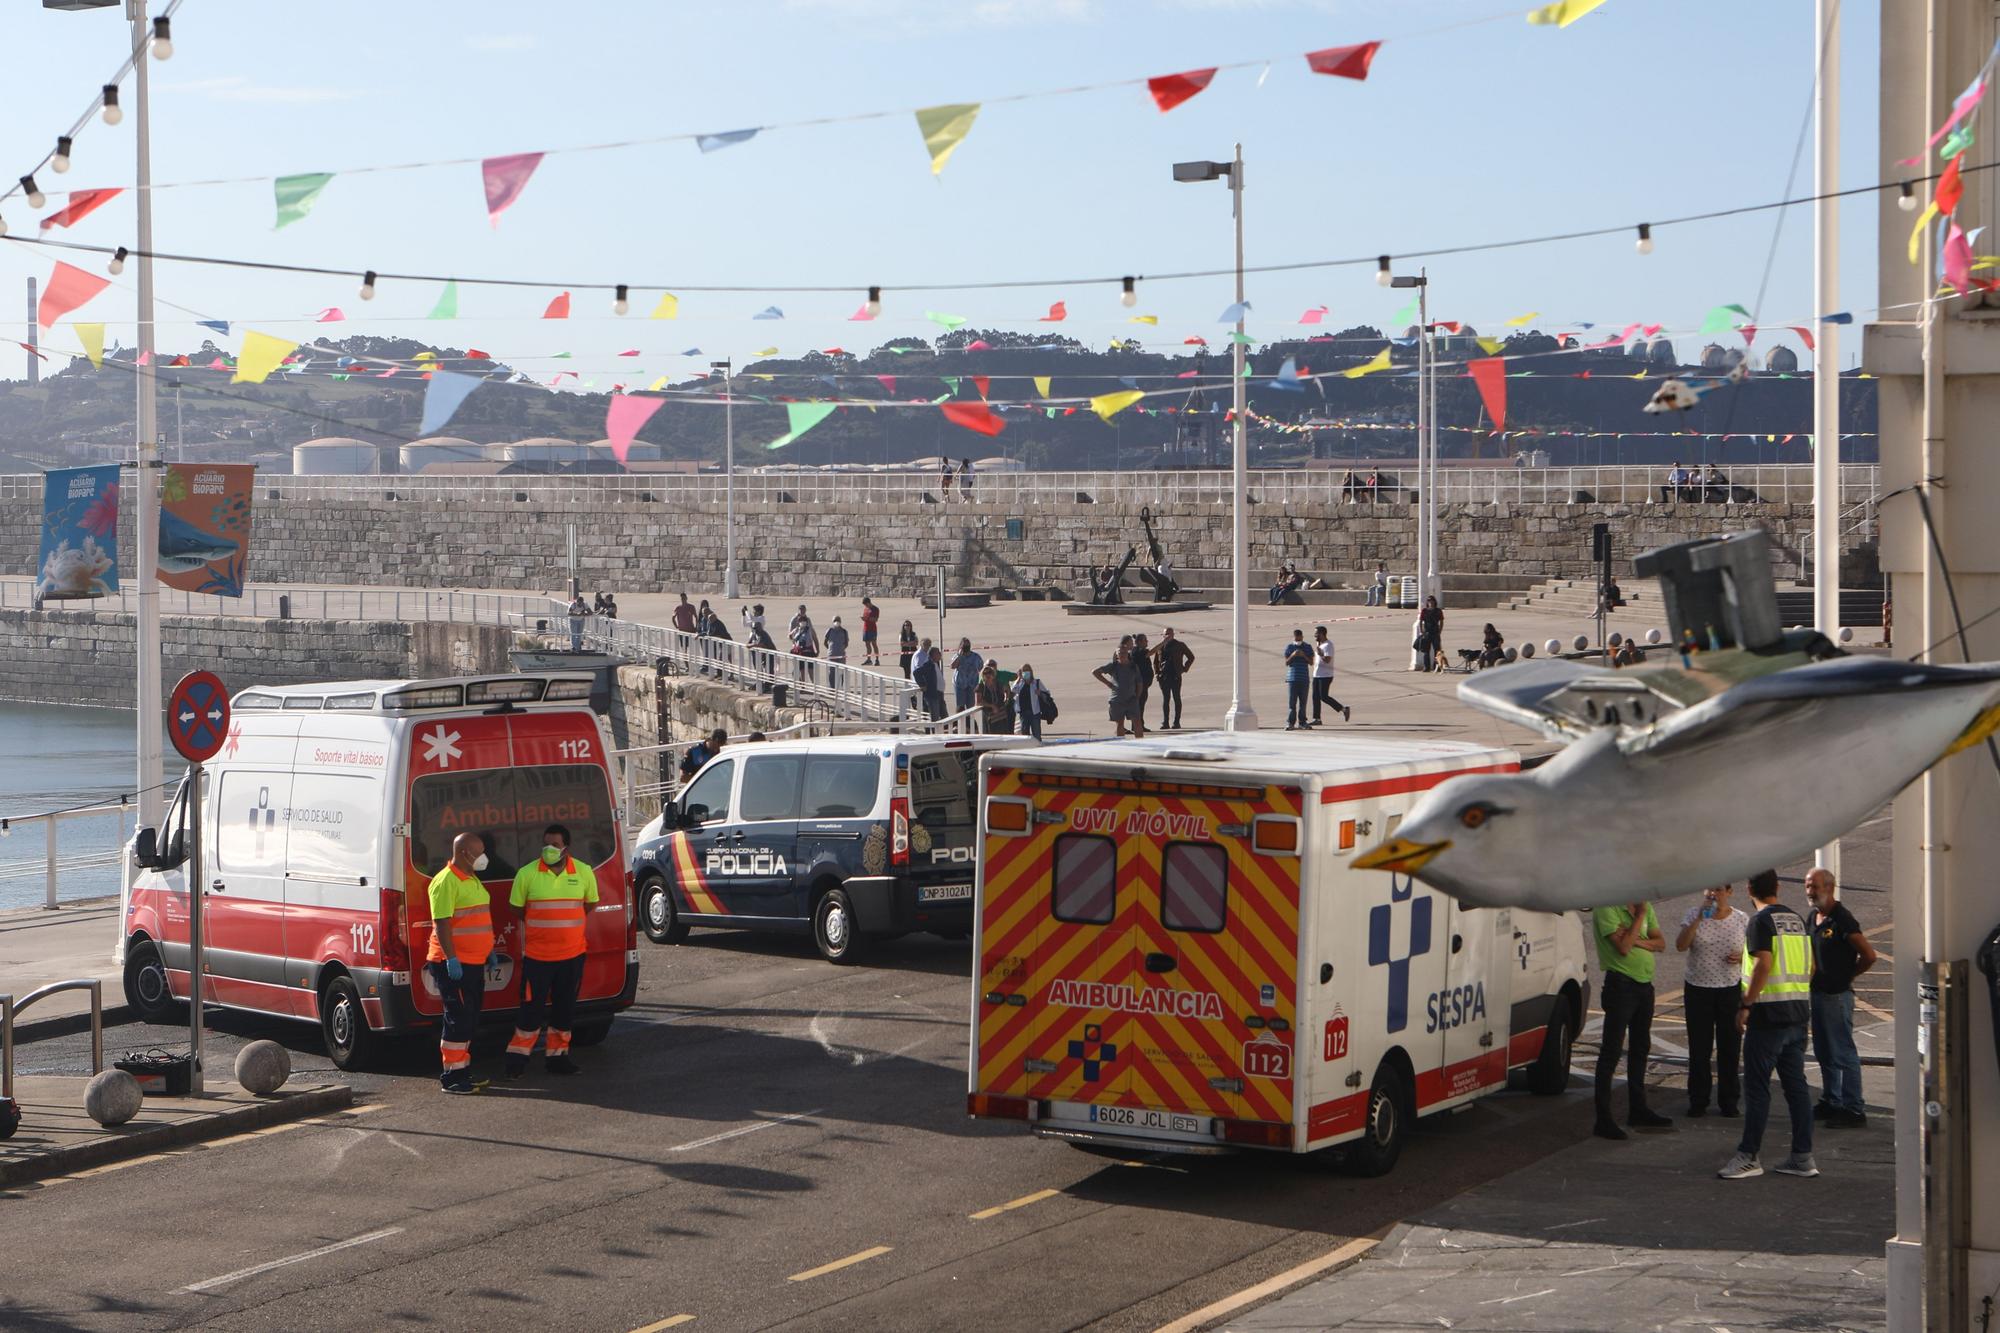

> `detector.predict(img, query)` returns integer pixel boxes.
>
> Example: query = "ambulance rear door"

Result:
[506,709,628,1004]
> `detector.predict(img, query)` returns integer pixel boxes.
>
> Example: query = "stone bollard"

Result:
[85,1069,143,1127]
[234,1040,292,1095]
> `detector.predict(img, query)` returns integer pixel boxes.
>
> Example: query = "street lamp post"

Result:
[1174,146,1257,732]
[712,359,737,600]
[1390,274,1431,604]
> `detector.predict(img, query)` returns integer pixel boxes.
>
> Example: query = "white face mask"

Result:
[542,845,563,867]
[471,853,490,873]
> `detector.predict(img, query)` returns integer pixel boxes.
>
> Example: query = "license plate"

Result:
[917,882,972,903]
[1089,1105,1203,1134]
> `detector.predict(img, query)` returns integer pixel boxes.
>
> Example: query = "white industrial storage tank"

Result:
[584,438,662,463]
[504,437,586,464]
[399,437,482,472]
[292,437,380,474]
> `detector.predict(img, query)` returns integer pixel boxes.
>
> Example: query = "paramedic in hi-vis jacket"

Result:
[505,823,600,1078]
[426,833,495,1095]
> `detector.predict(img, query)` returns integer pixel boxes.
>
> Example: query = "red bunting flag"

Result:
[1937,154,1965,216]
[1468,356,1507,432]
[1039,301,1067,322]
[822,347,846,355]
[1147,67,1217,112]
[1305,41,1380,81]
[39,188,121,231]
[1184,336,1208,345]
[1789,325,1816,352]
[943,402,1004,436]
[1739,325,1757,347]
[482,151,543,227]
[972,375,990,399]
[37,261,111,328]
[542,292,571,319]
[466,348,490,359]
[875,374,897,393]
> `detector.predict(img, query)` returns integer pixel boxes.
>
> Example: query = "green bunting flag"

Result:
[429,280,459,320]
[766,402,836,450]
[273,172,334,230]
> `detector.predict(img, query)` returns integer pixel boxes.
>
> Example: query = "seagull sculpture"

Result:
[1354,531,2000,912]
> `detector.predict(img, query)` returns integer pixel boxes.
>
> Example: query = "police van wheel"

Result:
[319,975,375,1071]
[1340,1065,1410,1177]
[813,887,867,965]
[640,876,689,945]
[1525,1005,1573,1096]
[123,938,181,1023]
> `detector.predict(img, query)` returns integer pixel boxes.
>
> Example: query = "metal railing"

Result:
[2,979,106,1104]
[0,802,135,910]
[226,465,1881,509]
[1,579,547,627]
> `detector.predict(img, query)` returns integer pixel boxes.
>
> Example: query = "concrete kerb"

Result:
[12,1004,135,1045]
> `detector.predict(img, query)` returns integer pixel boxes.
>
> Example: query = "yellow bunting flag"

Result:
[233,330,299,384]
[413,350,438,361]
[648,376,668,391]
[1343,347,1392,379]
[1090,389,1144,421]
[73,322,104,369]
[1527,0,1609,27]
[652,292,679,319]
[1504,310,1540,327]
[1907,200,1941,264]
[1476,336,1504,355]
[1033,376,1052,398]
[751,373,775,381]
[1128,314,1159,325]
[756,346,780,357]
[916,102,981,175]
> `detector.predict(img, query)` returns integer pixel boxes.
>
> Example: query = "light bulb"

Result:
[109,246,128,275]
[1635,223,1654,255]
[1898,181,1918,213]
[359,269,377,301]
[151,16,173,60]
[1120,276,1137,308]
[0,213,9,239]
[52,137,73,174]
[864,285,882,318]
[1375,255,1393,287]
[614,284,630,315]
[101,85,122,125]
[21,176,45,210]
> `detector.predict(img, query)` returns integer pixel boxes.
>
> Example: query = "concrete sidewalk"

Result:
[0,897,126,1037]
[1225,1065,1894,1332]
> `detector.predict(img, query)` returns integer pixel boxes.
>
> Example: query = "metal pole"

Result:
[1920,959,1971,1333]
[131,0,164,836]
[45,817,58,910]
[1415,282,1430,605]
[723,361,738,599]
[1423,274,1439,604]
[1812,0,1842,883]
[1223,144,1258,732]
[187,763,204,1094]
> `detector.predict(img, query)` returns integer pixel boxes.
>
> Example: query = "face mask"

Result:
[542,846,563,867]
[472,854,490,873]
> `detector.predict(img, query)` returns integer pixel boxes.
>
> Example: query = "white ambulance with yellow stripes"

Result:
[968,732,1588,1174]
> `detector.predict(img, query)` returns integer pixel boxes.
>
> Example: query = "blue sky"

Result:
[0,0,1882,392]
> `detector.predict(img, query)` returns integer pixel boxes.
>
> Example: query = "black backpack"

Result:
[1039,689,1058,723]
[914,657,938,691]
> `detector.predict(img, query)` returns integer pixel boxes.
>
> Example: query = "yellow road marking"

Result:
[1152,1233,1382,1333]
[627,1317,695,1332]
[1855,994,1893,1022]
[969,1187,1060,1220]
[788,1245,893,1282]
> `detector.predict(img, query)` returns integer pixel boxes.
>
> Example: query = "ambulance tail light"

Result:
[985,797,1031,836]
[378,888,410,972]
[967,1092,1031,1121]
[1218,1118,1292,1149]
[890,796,910,866]
[1251,815,1301,856]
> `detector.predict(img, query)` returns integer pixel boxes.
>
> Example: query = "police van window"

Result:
[679,759,734,827]
[215,772,291,876]
[739,755,803,822]
[1051,834,1115,924]
[410,764,616,879]
[908,750,978,832]
[1161,842,1228,933]
[801,754,880,819]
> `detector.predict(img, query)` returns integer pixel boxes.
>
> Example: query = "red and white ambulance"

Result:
[122,673,638,1068]
[967,732,1587,1174]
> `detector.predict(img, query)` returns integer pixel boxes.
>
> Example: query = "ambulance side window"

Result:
[1051,834,1115,924]
[1160,842,1228,933]
[680,760,735,827]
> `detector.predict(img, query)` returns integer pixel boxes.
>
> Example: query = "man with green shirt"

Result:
[1591,898,1674,1139]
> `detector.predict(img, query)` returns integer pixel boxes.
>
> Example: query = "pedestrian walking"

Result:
[504,823,598,1080]
[1132,633,1154,718]
[1720,870,1819,1179]
[860,596,881,666]
[425,832,494,1094]
[1676,883,1747,1118]
[1283,629,1313,730]
[898,620,918,679]
[951,638,984,715]
[940,456,955,501]
[976,662,1008,734]
[1419,595,1445,673]
[671,592,697,636]
[566,592,590,652]
[1368,562,1388,607]
[1013,664,1048,740]
[1310,625,1352,725]
[1152,627,1194,729]
[790,605,818,684]
[1806,868,1877,1128]
[1092,642,1145,738]
[959,457,975,502]
[1591,897,1673,1139]
[913,638,947,721]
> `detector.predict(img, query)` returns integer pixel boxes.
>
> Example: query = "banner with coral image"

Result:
[157,464,255,597]
[35,465,120,602]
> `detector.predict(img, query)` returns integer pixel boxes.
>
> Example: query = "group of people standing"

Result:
[1592,868,1878,1182]
[1092,628,1195,737]
[1281,625,1352,730]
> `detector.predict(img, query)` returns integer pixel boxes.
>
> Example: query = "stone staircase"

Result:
[1498,577,1652,619]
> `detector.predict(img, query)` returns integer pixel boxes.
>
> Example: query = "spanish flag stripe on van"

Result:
[669,832,731,916]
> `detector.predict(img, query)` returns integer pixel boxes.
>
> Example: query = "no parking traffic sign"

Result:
[168,670,230,764]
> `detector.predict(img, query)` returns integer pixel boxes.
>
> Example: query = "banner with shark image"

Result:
[36,465,120,601]
[157,463,254,597]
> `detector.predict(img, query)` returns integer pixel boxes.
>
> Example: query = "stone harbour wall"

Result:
[608,664,808,821]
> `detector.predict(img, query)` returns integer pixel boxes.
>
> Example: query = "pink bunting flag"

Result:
[314,307,345,323]
[1299,307,1328,324]
[849,303,876,321]
[1305,41,1380,81]
[1468,357,1507,432]
[1790,325,1817,352]
[482,151,543,227]
[39,188,122,231]
[875,374,896,393]
[1147,68,1217,112]
[543,292,571,319]
[1039,301,1067,322]
[136,350,151,366]
[1642,323,1662,337]
[965,339,992,350]
[375,366,398,378]
[606,393,666,463]
[617,348,640,356]
[207,356,227,370]
[37,261,111,328]
[1944,222,1975,295]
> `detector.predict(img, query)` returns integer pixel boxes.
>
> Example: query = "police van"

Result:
[121,673,639,1069]
[967,732,1588,1174]
[633,733,1033,963]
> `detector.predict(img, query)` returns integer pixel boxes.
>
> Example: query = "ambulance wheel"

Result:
[122,938,181,1023]
[640,875,689,945]
[0,1099,19,1140]
[319,975,376,1071]
[1340,1065,1410,1177]
[813,887,868,965]
[1526,1006,1573,1096]
[571,1019,612,1048]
